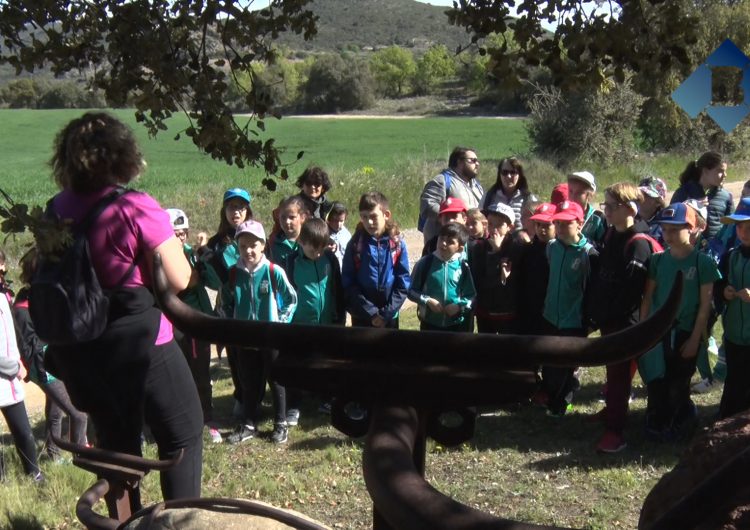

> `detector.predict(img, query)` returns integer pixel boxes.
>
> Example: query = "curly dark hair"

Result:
[50,112,145,193]
[295,166,332,194]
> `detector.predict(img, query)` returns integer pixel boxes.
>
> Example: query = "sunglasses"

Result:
[463,157,479,164]
[501,169,518,176]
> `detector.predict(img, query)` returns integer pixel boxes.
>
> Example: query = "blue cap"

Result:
[657,202,696,228]
[223,188,251,204]
[721,197,750,224]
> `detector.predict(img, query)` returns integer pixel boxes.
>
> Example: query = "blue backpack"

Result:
[418,170,452,233]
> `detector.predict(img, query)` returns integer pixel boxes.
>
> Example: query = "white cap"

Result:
[568,171,597,192]
[166,208,189,230]
[235,219,266,242]
[485,202,516,225]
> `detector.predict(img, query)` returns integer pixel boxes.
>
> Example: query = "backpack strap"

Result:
[353,230,364,271]
[68,187,138,290]
[229,266,237,289]
[443,170,452,197]
[269,262,278,297]
[390,238,402,267]
[76,187,133,235]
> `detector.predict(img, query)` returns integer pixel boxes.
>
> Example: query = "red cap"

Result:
[439,197,467,215]
[529,202,557,223]
[551,183,569,206]
[551,201,584,222]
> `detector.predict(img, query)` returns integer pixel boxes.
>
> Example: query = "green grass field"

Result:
[0,108,706,263]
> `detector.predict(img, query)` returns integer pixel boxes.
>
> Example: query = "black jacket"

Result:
[587,220,654,329]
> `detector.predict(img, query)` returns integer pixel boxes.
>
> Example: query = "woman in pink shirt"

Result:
[44,113,203,510]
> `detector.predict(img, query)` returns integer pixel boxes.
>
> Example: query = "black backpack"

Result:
[30,187,136,345]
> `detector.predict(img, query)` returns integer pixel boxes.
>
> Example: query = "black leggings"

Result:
[1,401,39,476]
[647,329,698,431]
[43,379,88,457]
[237,348,286,425]
[51,334,203,511]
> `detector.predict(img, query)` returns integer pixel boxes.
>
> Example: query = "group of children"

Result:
[159,157,750,455]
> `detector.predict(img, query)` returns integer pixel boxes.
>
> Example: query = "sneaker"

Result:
[345,402,366,421]
[226,423,255,444]
[286,408,300,427]
[208,427,223,444]
[691,378,718,394]
[318,401,332,414]
[32,471,44,484]
[596,431,626,453]
[547,403,573,417]
[271,423,288,444]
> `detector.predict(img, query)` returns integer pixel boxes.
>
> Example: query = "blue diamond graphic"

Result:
[706,105,750,133]
[672,65,712,118]
[706,39,750,69]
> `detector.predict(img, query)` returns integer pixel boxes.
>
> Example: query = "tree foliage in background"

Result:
[447,0,699,94]
[0,0,316,184]
[636,0,750,156]
[369,46,417,98]
[527,79,644,166]
[302,54,375,113]
[413,45,456,96]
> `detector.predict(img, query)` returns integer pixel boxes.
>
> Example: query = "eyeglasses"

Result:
[501,169,518,176]
[600,202,623,210]
[463,158,479,164]
[225,203,249,212]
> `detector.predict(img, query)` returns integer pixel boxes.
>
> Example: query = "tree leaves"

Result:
[0,0,317,191]
[446,0,700,96]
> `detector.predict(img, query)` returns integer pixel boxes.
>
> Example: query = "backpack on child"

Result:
[417,170,452,233]
[30,187,136,346]
[350,230,402,271]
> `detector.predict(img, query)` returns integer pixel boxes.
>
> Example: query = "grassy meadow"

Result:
[0,108,703,264]
[0,108,736,529]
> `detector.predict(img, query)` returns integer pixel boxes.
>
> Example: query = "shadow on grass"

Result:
[5,513,43,530]
[459,381,721,472]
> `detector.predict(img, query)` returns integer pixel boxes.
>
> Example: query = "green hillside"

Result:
[276,0,472,52]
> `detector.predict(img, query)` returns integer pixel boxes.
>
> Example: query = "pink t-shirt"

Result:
[53,186,175,345]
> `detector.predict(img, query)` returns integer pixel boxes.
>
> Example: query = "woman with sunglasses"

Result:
[480,157,532,231]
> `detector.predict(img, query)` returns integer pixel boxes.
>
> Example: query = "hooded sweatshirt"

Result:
[408,251,476,328]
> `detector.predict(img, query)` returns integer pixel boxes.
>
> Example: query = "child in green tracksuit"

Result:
[288,218,346,420]
[640,203,719,440]
[540,201,598,416]
[715,208,750,420]
[409,222,476,332]
[224,220,297,445]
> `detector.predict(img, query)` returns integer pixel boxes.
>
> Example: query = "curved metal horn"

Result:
[154,254,681,369]
[362,404,573,530]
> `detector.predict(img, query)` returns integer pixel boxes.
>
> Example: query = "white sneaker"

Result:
[691,378,718,394]
[208,427,223,444]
